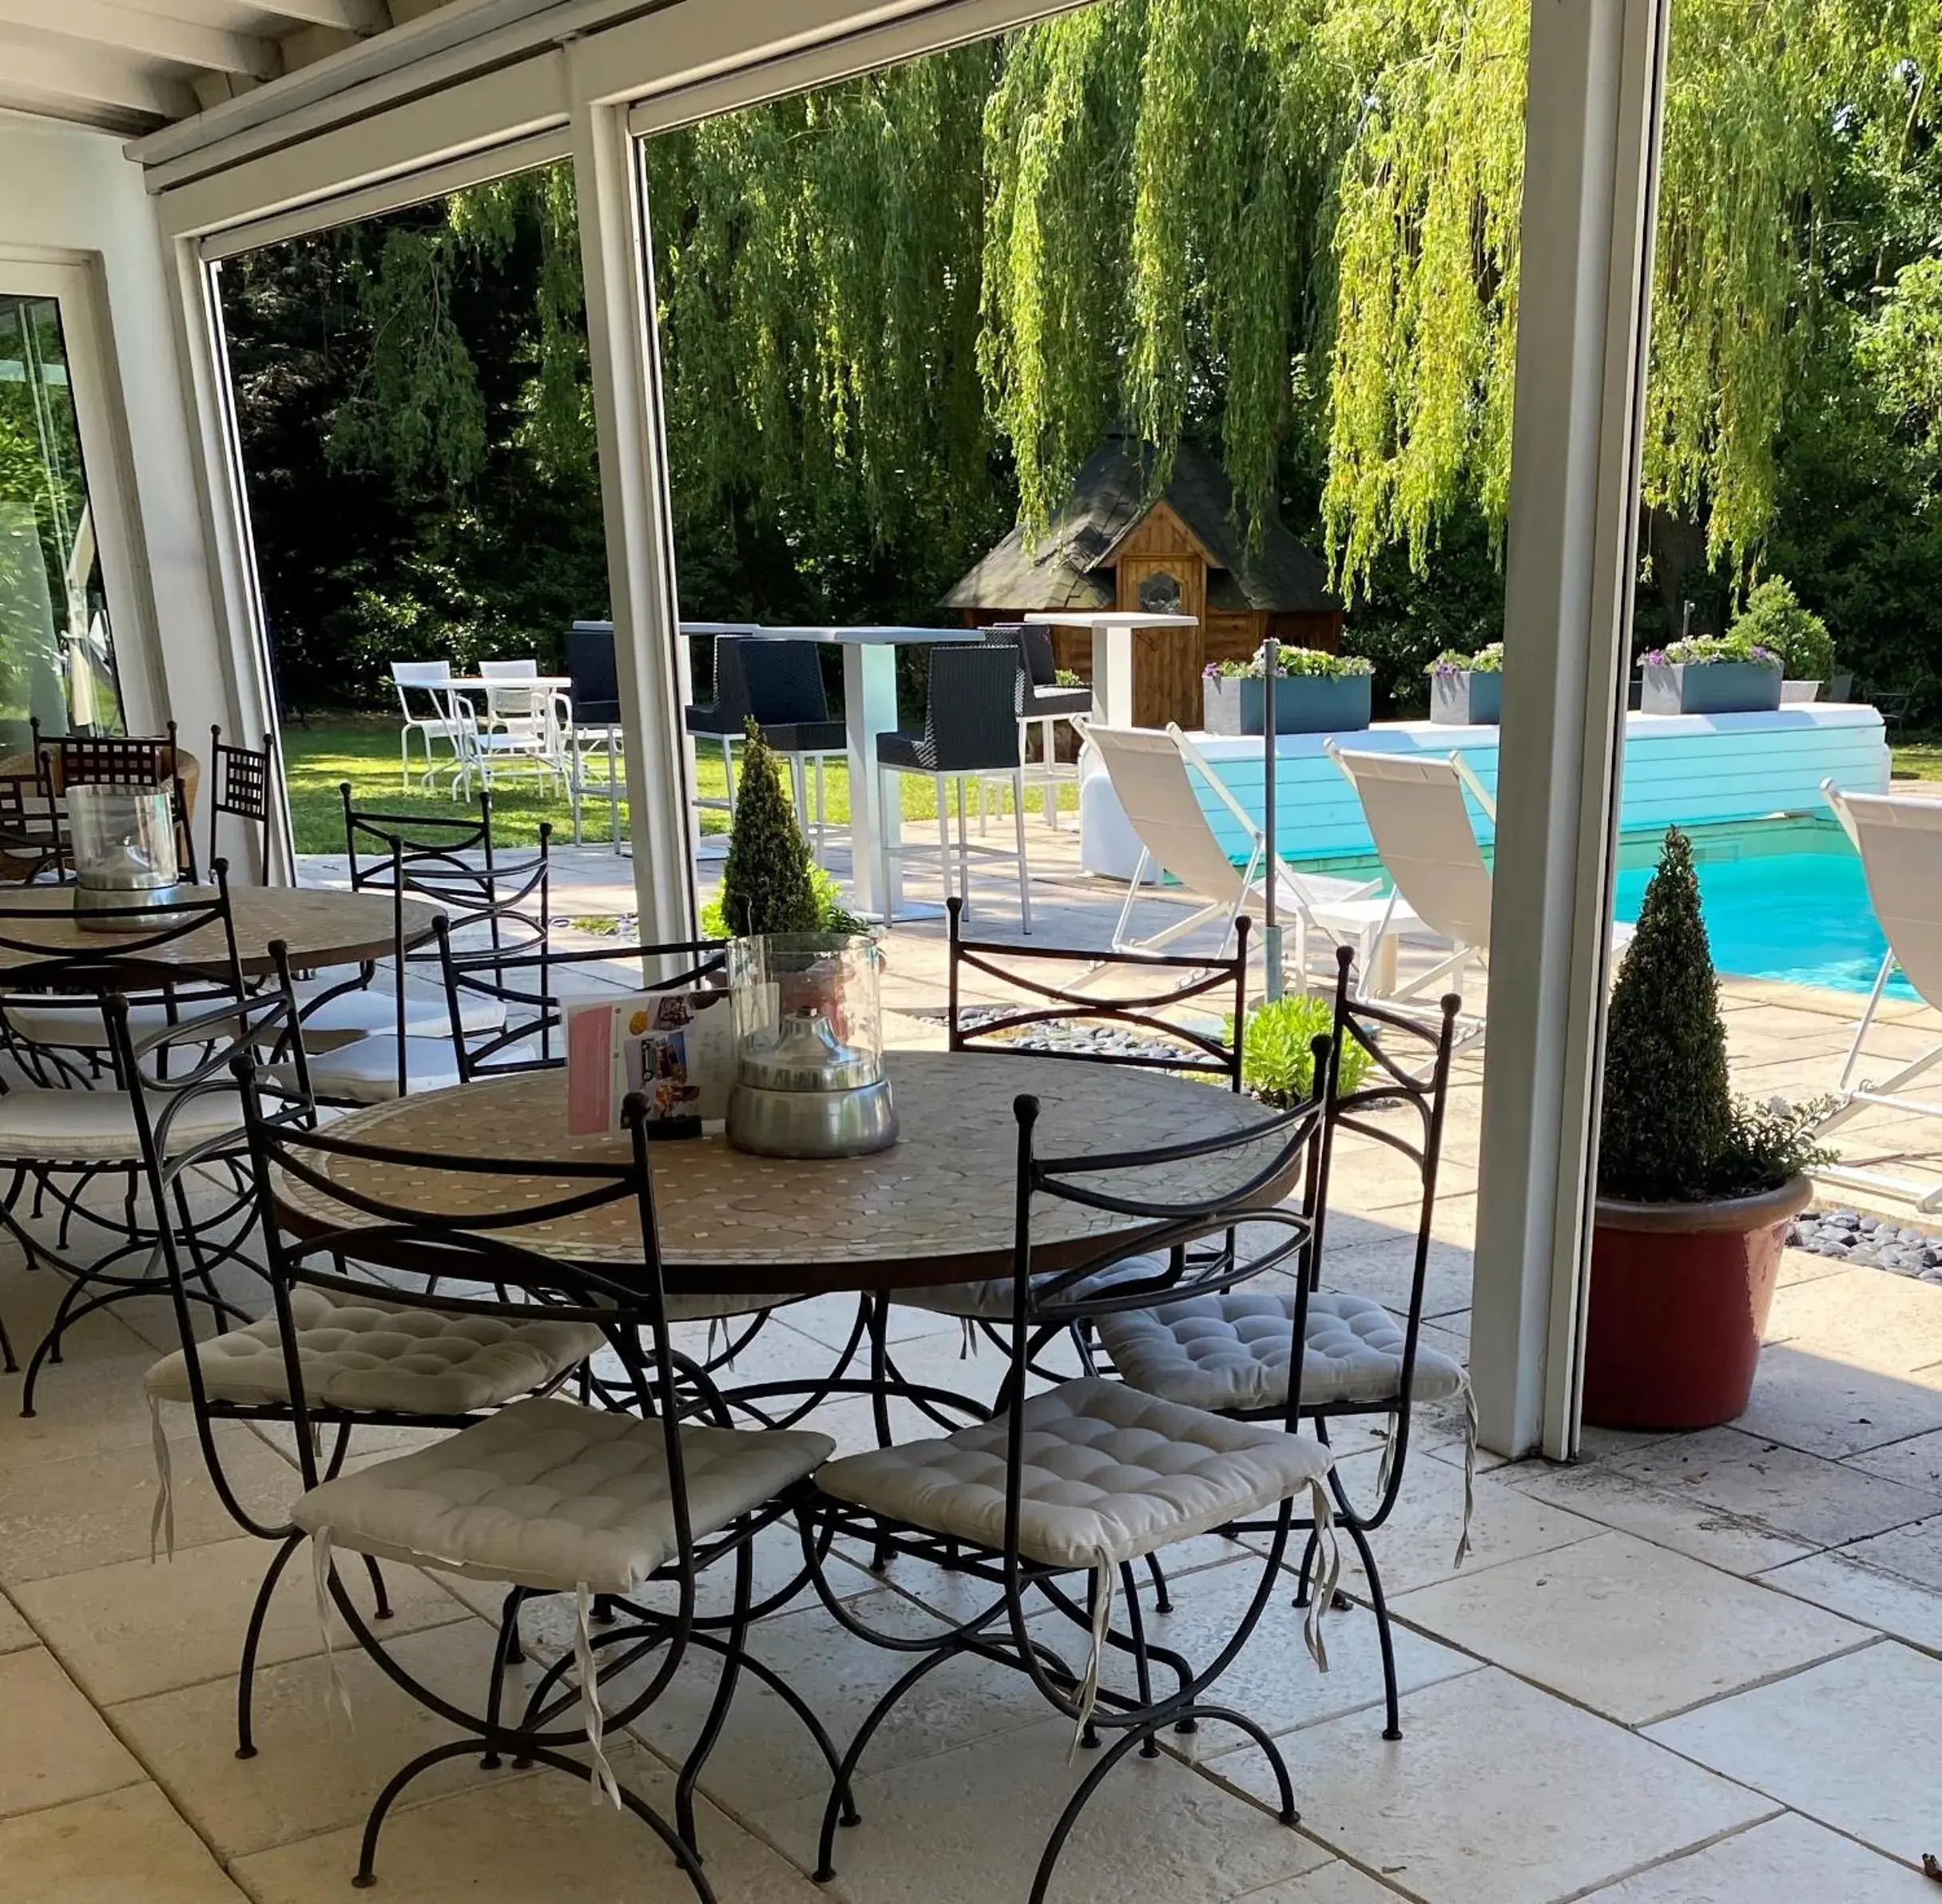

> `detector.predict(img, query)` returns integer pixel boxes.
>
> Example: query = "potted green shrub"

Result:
[1585,828,1823,1430]
[1730,577,1835,704]
[1427,642,1504,727]
[1637,631,1783,716]
[712,721,865,936]
[1202,646,1374,736]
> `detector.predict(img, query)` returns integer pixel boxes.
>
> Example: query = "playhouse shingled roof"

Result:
[942,434,1338,616]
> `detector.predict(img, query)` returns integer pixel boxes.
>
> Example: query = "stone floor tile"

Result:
[1755,1549,1942,1652]
[1610,1426,1942,1549]
[1232,1864,1410,1902]
[1223,1668,1773,1904]
[0,1587,35,1652]
[1317,1239,1474,1322]
[111,1620,504,1860]
[623,1585,1054,1813]
[232,1743,827,1902]
[1849,1426,1942,1489]
[14,1534,466,1705]
[1828,1511,1942,1591]
[1761,1271,1942,1374]
[0,1648,144,1819]
[1646,1641,1940,1866]
[1102,1557,1481,1756]
[0,1348,173,1475]
[1391,1531,1869,1724]
[0,1782,248,1902]
[1578,1811,1934,1902]
[1775,1247,1853,1288]
[1275,1448,1602,1599]
[0,1419,300,1586]
[1503,1463,1815,1575]
[1732,1344,1942,1460]
[760,1715,1335,1904]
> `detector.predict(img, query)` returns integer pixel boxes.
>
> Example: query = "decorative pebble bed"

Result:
[1791,1208,1942,1280]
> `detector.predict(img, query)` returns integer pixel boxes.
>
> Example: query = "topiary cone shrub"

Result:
[717,721,821,938]
[1597,827,1734,1202]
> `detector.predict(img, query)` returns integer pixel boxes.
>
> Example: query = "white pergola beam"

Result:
[0,0,278,74]
[245,0,384,32]
[1470,0,1671,1459]
[0,31,197,116]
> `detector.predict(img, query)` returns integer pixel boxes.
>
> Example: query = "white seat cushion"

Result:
[3,998,205,1050]
[813,1376,1330,1569]
[296,974,505,1041]
[302,1035,462,1103]
[0,1084,244,1162]
[144,1287,605,1414]
[291,1396,833,1595]
[1096,1288,1467,1414]
[893,1252,1172,1321]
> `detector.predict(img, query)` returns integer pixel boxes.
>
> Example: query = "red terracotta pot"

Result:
[1582,1175,1813,1431]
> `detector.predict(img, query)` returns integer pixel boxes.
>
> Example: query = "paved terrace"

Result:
[1,822,1939,1900]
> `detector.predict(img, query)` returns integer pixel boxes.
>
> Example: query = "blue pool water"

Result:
[1609,825,1908,999]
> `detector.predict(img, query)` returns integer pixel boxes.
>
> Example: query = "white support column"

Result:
[1470,0,1670,1459]
[570,88,696,942]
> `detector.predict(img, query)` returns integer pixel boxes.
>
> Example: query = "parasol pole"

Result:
[1262,637,1283,1001]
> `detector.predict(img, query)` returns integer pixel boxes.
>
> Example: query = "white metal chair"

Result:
[389,661,461,789]
[449,689,568,799]
[1082,720,1406,988]
[1816,780,1942,1212]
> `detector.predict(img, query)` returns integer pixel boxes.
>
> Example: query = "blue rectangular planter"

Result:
[1639,659,1783,716]
[1203,674,1372,736]
[1430,671,1502,726]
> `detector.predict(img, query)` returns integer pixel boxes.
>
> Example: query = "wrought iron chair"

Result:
[798,1080,1338,1902]
[0,869,270,1410]
[206,724,272,872]
[233,1077,845,1892]
[1094,945,1467,1739]
[304,819,548,1104]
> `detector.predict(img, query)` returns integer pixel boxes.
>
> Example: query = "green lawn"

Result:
[1891,733,1942,782]
[280,715,1072,855]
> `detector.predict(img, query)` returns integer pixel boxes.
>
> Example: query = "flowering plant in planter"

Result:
[1203,645,1375,681]
[1730,577,1834,695]
[1638,631,1781,671]
[1636,632,1783,715]
[1426,642,1505,724]
[1425,641,1504,679]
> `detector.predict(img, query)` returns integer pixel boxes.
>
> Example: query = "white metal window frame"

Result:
[0,247,169,743]
[146,0,1670,1457]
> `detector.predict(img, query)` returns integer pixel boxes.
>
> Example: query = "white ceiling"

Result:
[0,0,456,133]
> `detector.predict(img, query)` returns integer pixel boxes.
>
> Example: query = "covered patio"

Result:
[5,0,1942,1898]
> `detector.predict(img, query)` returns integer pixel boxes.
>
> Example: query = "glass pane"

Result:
[0,292,123,753]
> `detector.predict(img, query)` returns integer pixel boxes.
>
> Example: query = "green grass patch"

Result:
[1890,734,1942,783]
[279,716,1073,855]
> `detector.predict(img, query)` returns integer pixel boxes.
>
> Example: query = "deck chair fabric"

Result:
[1817,781,1942,1212]
[1082,721,1410,986]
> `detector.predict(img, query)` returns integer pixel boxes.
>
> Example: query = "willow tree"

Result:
[980,0,1942,591]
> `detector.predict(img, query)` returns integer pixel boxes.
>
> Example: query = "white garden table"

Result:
[744,625,968,921]
[1023,611,1200,729]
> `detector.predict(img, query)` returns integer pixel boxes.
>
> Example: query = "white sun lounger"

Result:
[1817,780,1942,1212]
[1078,720,1415,990]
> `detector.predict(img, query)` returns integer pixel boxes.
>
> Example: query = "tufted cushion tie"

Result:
[144,1288,606,1417]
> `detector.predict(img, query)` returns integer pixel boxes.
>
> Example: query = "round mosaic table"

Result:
[274,1050,1292,1295]
[0,884,437,982]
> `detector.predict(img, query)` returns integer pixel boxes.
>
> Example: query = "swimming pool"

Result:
[1610,818,1908,1000]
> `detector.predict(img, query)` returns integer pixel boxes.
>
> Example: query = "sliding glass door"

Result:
[0,286,123,752]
